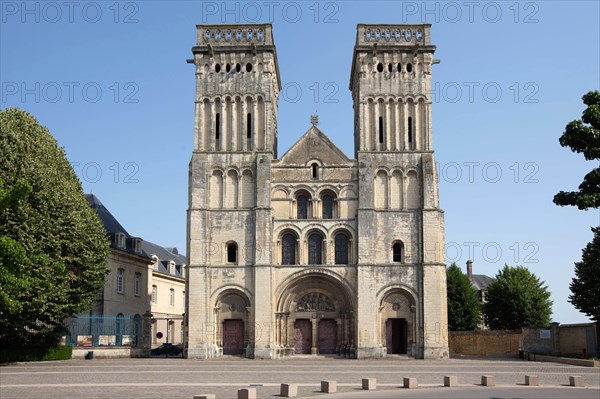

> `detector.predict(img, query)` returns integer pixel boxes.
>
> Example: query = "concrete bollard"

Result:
[238,388,256,399]
[280,384,298,398]
[569,376,584,387]
[193,396,216,399]
[525,375,539,386]
[444,375,458,387]
[403,377,418,389]
[362,378,377,390]
[321,380,337,393]
[481,375,495,387]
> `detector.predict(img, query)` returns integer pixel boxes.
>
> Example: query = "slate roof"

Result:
[141,240,186,278]
[85,194,186,281]
[85,193,150,259]
[471,274,493,291]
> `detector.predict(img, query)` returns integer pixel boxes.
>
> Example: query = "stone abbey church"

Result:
[185,23,448,359]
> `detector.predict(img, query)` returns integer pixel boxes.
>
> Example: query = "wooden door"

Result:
[293,319,311,354]
[386,318,407,354]
[318,319,337,354]
[223,319,244,355]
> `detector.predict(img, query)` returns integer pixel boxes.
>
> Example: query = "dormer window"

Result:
[169,261,176,275]
[116,232,126,249]
[152,256,159,271]
[133,238,142,254]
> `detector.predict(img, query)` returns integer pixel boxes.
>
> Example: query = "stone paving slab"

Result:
[1,358,598,399]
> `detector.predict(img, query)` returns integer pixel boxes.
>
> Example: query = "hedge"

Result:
[0,346,72,362]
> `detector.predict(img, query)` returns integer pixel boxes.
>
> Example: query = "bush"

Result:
[0,346,72,363]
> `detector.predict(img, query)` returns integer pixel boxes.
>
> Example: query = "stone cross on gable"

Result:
[311,114,318,126]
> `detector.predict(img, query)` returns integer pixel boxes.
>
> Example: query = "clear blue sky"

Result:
[1,1,599,324]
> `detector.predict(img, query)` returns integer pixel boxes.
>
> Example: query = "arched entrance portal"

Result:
[276,272,355,356]
[215,291,250,356]
[379,288,417,356]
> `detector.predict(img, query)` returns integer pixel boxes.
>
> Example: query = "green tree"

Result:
[569,227,600,347]
[553,90,600,209]
[0,108,109,348]
[484,265,553,330]
[446,263,481,331]
[553,91,600,350]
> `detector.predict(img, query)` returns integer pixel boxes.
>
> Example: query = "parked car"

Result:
[151,343,182,356]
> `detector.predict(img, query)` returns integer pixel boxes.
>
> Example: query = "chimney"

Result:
[466,260,473,281]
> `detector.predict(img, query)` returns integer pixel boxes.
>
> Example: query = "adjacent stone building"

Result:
[80,194,186,347]
[186,23,448,359]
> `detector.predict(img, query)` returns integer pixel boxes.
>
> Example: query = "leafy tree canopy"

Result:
[569,227,600,322]
[0,108,109,348]
[446,263,481,331]
[554,90,600,210]
[484,264,553,330]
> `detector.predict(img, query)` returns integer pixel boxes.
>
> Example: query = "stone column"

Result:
[241,99,247,151]
[253,99,259,150]
[209,100,216,151]
[311,319,319,355]
[231,98,237,151]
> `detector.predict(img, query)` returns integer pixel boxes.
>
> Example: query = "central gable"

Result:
[278,126,351,165]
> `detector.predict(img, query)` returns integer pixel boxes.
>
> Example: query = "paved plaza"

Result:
[1,357,598,399]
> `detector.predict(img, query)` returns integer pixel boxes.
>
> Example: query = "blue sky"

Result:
[1,1,599,324]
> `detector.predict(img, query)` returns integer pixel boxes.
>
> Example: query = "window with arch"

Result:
[334,232,350,265]
[393,241,404,263]
[308,233,323,265]
[227,242,238,264]
[322,193,334,219]
[311,163,319,179]
[297,193,309,219]
[116,313,125,335]
[281,233,297,265]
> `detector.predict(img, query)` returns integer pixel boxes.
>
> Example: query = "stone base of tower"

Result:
[186,344,219,359]
[356,346,385,359]
[422,346,450,359]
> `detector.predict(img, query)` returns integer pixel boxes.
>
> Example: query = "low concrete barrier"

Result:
[529,353,599,367]
[569,376,584,387]
[280,383,297,398]
[362,378,376,390]
[238,388,256,399]
[193,395,215,399]
[525,375,539,386]
[403,377,418,388]
[444,375,458,387]
[321,380,337,393]
[481,375,495,387]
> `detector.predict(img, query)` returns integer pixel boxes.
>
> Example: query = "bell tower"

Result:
[186,24,281,359]
[350,25,448,359]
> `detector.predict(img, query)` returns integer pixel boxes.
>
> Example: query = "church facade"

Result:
[186,23,448,359]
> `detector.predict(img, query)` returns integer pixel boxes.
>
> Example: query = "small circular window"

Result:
[236,63,241,73]
[407,63,413,73]
[377,63,384,73]
[246,63,253,72]
[226,64,231,73]
[215,64,221,73]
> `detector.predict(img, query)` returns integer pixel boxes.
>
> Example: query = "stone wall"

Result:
[559,323,598,356]
[449,330,522,357]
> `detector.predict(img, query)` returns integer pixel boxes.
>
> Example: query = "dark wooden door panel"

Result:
[318,319,337,354]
